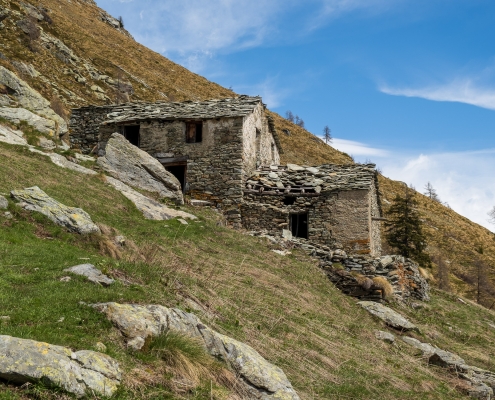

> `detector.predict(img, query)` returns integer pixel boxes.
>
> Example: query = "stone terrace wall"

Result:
[250,232,429,302]
[69,106,114,153]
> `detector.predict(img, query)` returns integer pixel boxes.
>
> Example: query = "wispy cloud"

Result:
[380,79,495,111]
[329,137,389,158]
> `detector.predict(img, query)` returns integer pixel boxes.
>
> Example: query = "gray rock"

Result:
[429,348,466,369]
[98,133,183,204]
[374,330,395,343]
[64,264,114,286]
[468,382,493,399]
[39,137,56,150]
[0,67,67,134]
[0,335,121,397]
[10,186,100,234]
[105,177,196,221]
[380,255,394,268]
[0,124,27,145]
[286,163,305,172]
[92,302,300,400]
[0,195,7,210]
[0,95,11,106]
[402,336,436,355]
[358,301,418,331]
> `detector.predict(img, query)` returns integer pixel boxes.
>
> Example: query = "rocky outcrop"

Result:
[0,335,121,397]
[64,264,114,286]
[0,124,26,145]
[92,302,300,400]
[0,67,67,134]
[401,336,495,399]
[358,301,418,331]
[0,107,57,135]
[10,186,99,234]
[97,133,183,204]
[106,176,196,221]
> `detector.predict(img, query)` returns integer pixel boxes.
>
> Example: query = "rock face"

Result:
[0,335,121,397]
[10,186,99,234]
[0,67,67,134]
[0,107,57,135]
[64,264,114,286]
[358,301,418,331]
[97,133,183,204]
[106,176,196,221]
[92,302,300,400]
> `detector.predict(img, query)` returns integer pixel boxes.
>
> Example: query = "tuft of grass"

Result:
[372,276,394,299]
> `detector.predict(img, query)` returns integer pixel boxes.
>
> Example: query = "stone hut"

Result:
[69,96,282,226]
[242,163,382,256]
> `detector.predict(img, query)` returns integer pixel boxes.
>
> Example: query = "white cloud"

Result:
[328,137,389,158]
[380,79,495,111]
[379,149,495,231]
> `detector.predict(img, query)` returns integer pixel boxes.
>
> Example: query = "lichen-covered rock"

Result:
[358,301,418,331]
[0,335,121,397]
[0,67,67,134]
[64,264,114,286]
[106,176,195,220]
[374,330,395,343]
[97,133,183,204]
[0,124,27,145]
[92,302,300,400]
[0,195,7,210]
[0,107,57,135]
[402,336,436,355]
[10,186,99,234]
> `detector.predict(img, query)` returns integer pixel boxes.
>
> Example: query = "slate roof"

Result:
[245,163,378,194]
[94,95,263,124]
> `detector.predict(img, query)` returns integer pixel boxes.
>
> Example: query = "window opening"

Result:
[186,122,203,143]
[290,212,308,239]
[123,125,140,147]
[271,143,275,160]
[283,196,296,206]
[256,128,261,138]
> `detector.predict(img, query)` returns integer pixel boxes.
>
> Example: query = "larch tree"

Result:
[384,188,431,268]
[424,182,440,202]
[323,125,332,144]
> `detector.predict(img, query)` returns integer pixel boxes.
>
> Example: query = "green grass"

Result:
[1,140,494,399]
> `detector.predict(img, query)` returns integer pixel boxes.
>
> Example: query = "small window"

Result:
[256,128,261,138]
[271,143,275,160]
[283,196,295,206]
[186,122,203,143]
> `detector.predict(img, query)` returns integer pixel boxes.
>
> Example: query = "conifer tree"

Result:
[384,189,431,267]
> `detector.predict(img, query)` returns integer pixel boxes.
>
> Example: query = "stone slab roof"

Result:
[245,163,378,195]
[81,95,263,124]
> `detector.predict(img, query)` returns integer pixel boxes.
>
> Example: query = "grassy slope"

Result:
[2,140,494,400]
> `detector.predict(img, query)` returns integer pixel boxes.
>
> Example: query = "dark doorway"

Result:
[164,164,187,193]
[123,125,140,147]
[290,213,308,239]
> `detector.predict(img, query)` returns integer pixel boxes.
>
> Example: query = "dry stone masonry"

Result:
[244,163,382,256]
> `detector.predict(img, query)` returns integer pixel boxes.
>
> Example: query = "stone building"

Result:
[69,96,282,226]
[242,163,382,256]
[69,96,382,255]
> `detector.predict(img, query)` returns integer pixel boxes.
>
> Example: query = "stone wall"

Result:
[369,180,382,256]
[242,103,280,177]
[242,187,379,256]
[69,106,113,153]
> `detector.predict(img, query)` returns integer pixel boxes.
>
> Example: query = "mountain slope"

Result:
[0,0,494,310]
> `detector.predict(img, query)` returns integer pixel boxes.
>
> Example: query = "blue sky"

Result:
[96,0,495,230]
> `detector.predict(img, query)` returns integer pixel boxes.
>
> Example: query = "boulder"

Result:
[0,335,121,397]
[92,302,300,400]
[429,348,466,369]
[0,107,57,135]
[402,336,436,355]
[0,124,27,145]
[106,177,196,221]
[0,195,7,210]
[358,301,418,331]
[0,67,67,134]
[39,137,56,150]
[10,186,99,234]
[374,330,395,343]
[64,264,114,286]
[98,133,183,204]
